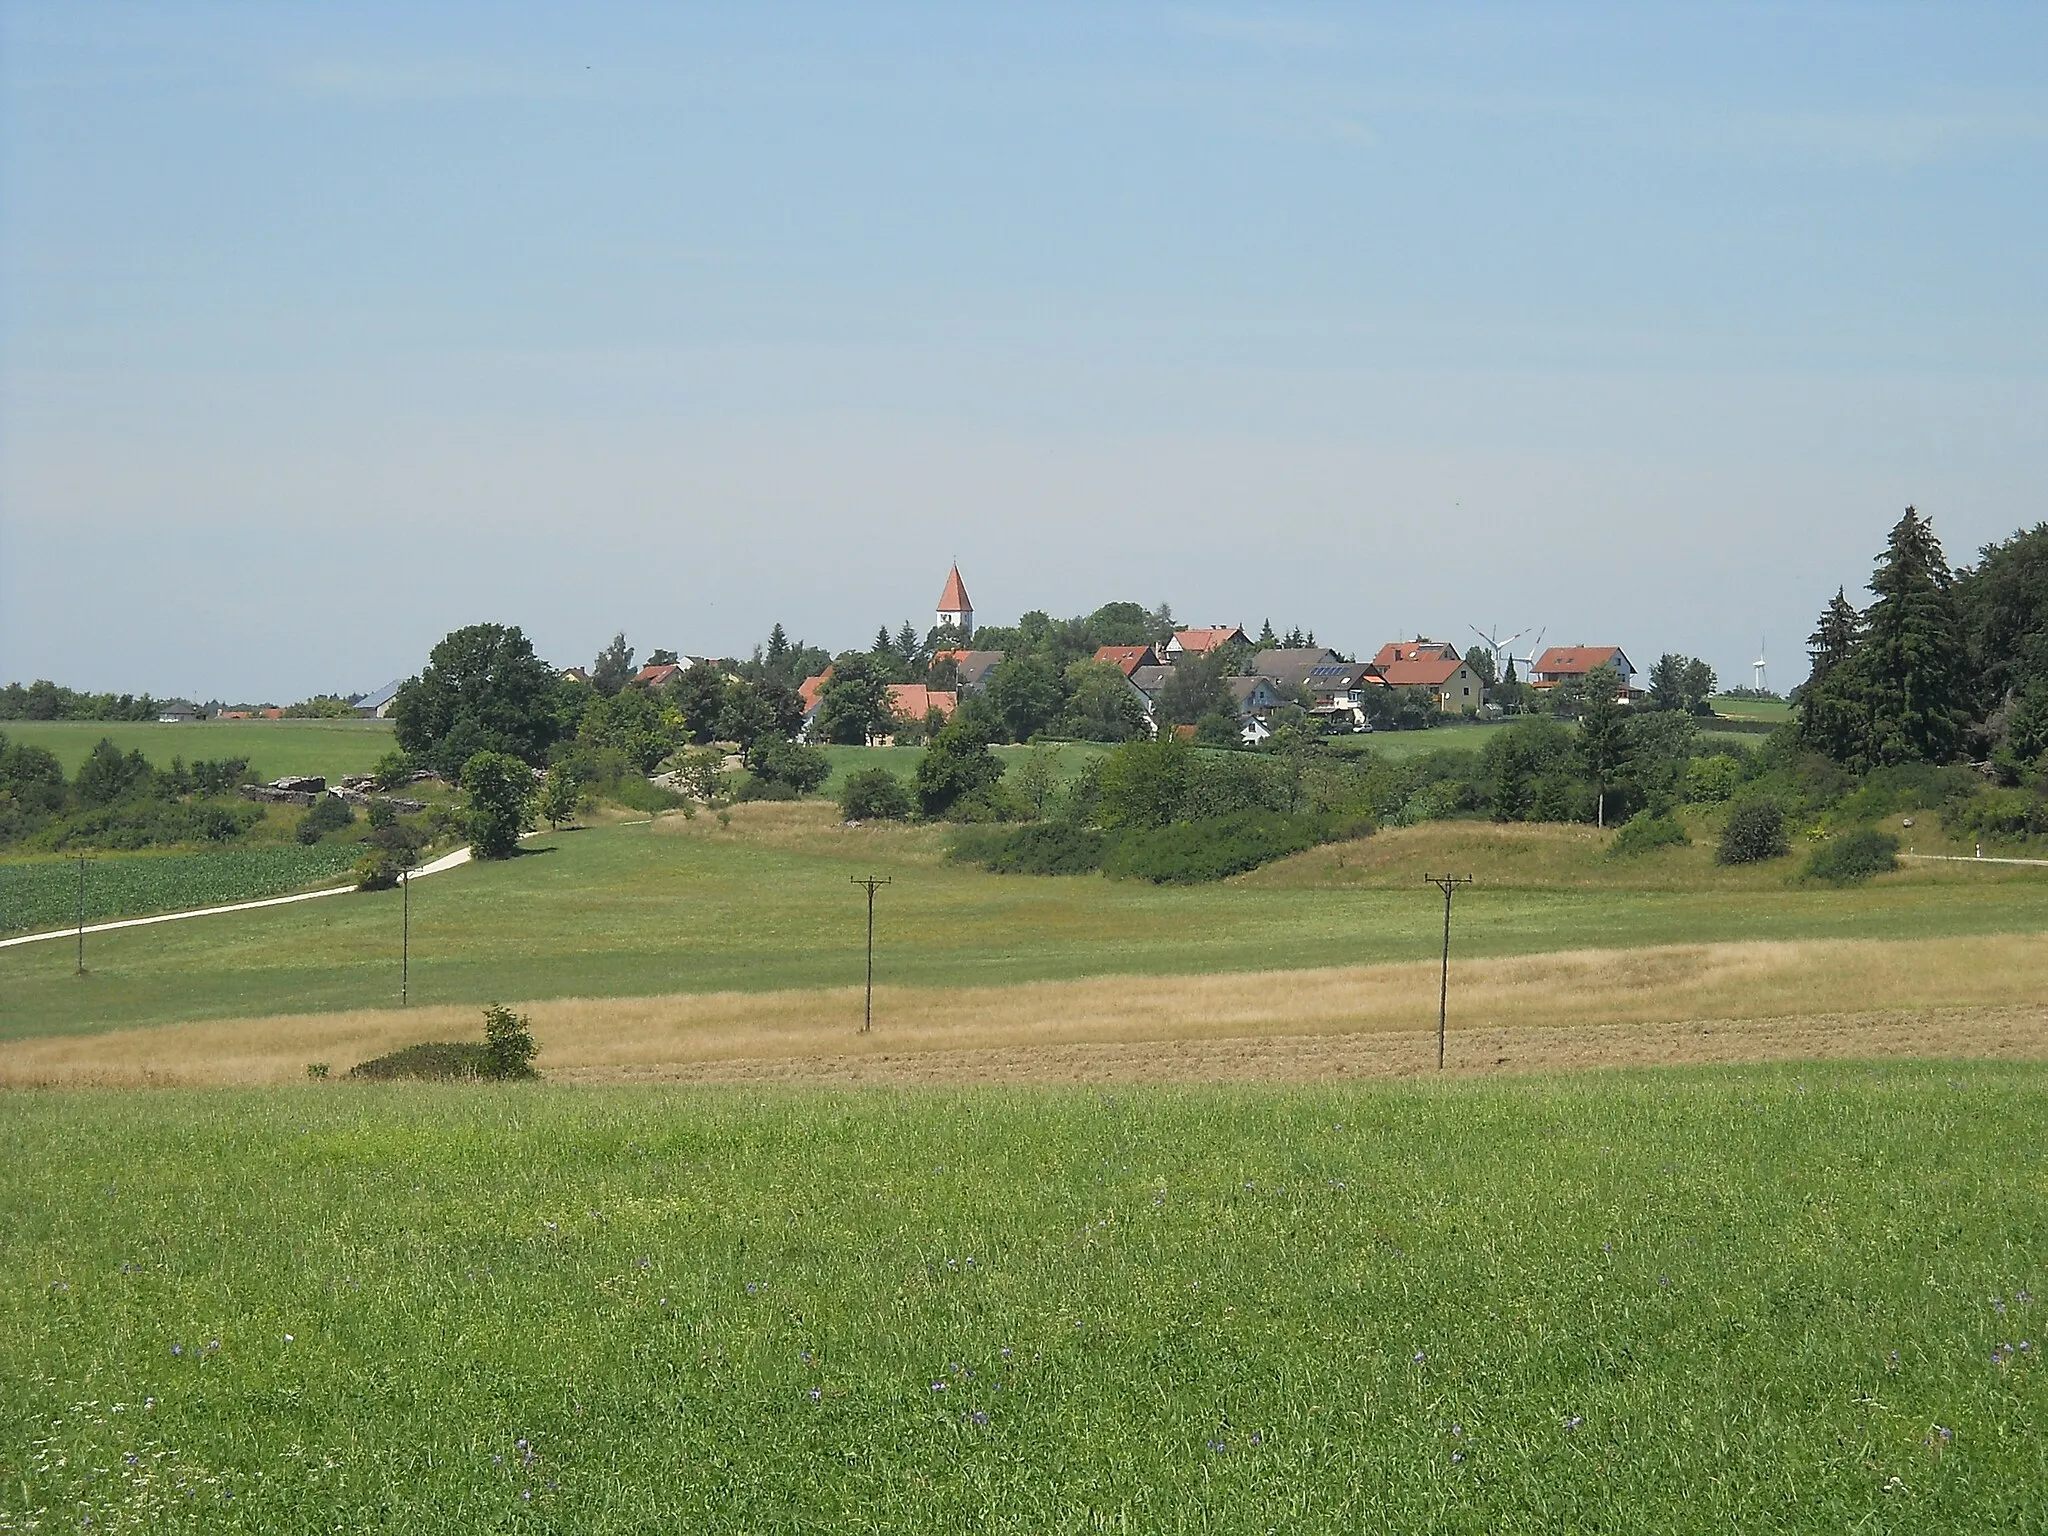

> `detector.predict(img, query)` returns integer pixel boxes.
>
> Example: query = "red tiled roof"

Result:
[888,684,957,723]
[798,668,832,712]
[633,663,682,688]
[1377,654,1464,688]
[1532,646,1624,678]
[1170,626,1246,655]
[938,564,972,613]
[1371,640,1459,669]
[1093,644,1155,676]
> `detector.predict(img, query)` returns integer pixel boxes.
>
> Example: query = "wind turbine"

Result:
[1752,637,1768,694]
[1468,623,1528,682]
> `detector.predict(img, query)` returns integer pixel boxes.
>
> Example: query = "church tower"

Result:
[936,564,973,639]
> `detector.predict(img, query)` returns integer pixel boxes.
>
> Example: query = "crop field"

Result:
[2,1066,2041,1532]
[0,845,365,937]
[0,719,397,782]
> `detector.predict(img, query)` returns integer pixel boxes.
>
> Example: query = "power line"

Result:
[1422,874,1473,1070]
[851,875,891,1033]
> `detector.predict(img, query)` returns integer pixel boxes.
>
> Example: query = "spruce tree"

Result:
[1797,587,1867,763]
[1855,506,1970,765]
[1576,664,1632,827]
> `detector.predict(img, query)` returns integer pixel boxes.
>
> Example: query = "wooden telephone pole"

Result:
[1423,874,1473,1070]
[851,875,891,1032]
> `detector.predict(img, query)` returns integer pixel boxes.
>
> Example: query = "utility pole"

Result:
[401,864,411,1007]
[1423,874,1473,1070]
[851,875,891,1032]
[75,853,87,976]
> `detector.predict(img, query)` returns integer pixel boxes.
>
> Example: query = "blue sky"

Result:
[3,3,2043,698]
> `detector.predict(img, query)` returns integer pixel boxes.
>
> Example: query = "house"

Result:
[352,679,403,719]
[1225,676,1290,717]
[559,666,592,685]
[632,662,683,690]
[929,649,1006,694]
[1372,641,1484,713]
[1128,664,1177,706]
[1092,644,1158,676]
[885,684,957,734]
[1252,647,1344,691]
[1300,663,1387,730]
[217,708,284,720]
[798,668,832,714]
[1371,639,1461,670]
[1530,646,1639,694]
[936,564,974,639]
[155,700,204,723]
[1165,625,1248,660]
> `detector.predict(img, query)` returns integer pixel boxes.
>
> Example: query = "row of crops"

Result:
[0,843,365,935]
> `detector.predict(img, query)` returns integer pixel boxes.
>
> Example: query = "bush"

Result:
[840,767,913,821]
[296,792,357,844]
[353,850,403,891]
[1610,812,1689,858]
[460,750,535,858]
[984,823,1108,875]
[1717,800,1789,865]
[1804,827,1900,884]
[1684,754,1743,804]
[1945,785,2048,843]
[1103,810,1359,885]
[745,736,831,796]
[733,776,799,802]
[346,1004,539,1081]
[371,749,417,792]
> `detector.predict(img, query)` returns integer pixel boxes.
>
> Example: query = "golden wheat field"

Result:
[8,927,2046,1088]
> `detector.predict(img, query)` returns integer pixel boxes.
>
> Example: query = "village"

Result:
[774,565,1645,747]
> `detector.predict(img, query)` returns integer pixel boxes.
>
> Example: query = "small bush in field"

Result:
[1717,800,1789,865]
[840,768,913,822]
[1610,812,1689,858]
[347,1005,539,1081]
[1804,827,1899,884]
[986,822,1108,875]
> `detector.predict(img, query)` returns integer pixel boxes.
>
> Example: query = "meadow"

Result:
[2,1067,2041,1532]
[4,808,2048,1045]
[0,719,397,782]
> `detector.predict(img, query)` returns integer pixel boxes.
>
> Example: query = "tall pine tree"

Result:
[1797,587,1866,762]
[1855,507,1970,765]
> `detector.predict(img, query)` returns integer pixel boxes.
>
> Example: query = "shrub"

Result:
[353,850,403,891]
[371,749,417,791]
[1684,754,1743,804]
[1804,827,1900,884]
[745,736,831,796]
[483,1003,540,1079]
[296,792,357,844]
[460,750,535,858]
[985,823,1108,875]
[1717,800,1789,865]
[733,776,799,802]
[1610,812,1689,858]
[1945,785,2048,843]
[1103,810,1356,885]
[915,717,1006,817]
[840,767,913,821]
[346,1004,540,1081]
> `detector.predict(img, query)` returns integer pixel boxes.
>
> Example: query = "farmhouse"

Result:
[1300,662,1385,729]
[1165,626,1248,659]
[155,700,205,723]
[1371,640,1483,713]
[1092,644,1159,675]
[1530,645,1639,694]
[886,684,957,729]
[1252,647,1344,690]
[929,649,1006,694]
[352,680,403,719]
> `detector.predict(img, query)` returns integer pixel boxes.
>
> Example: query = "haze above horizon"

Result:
[3,3,2043,698]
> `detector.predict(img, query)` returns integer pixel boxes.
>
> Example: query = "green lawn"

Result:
[1710,695,1793,723]
[0,718,398,781]
[4,1065,2041,1531]
[817,741,1114,794]
[7,809,2048,1041]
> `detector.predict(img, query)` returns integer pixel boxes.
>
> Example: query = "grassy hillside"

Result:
[3,1066,2040,1532]
[0,718,398,781]
[5,807,2047,1042]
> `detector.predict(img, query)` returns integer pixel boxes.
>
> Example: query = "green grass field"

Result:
[3,1065,2040,1532]
[1709,696,1794,724]
[5,808,2047,1042]
[0,719,398,781]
